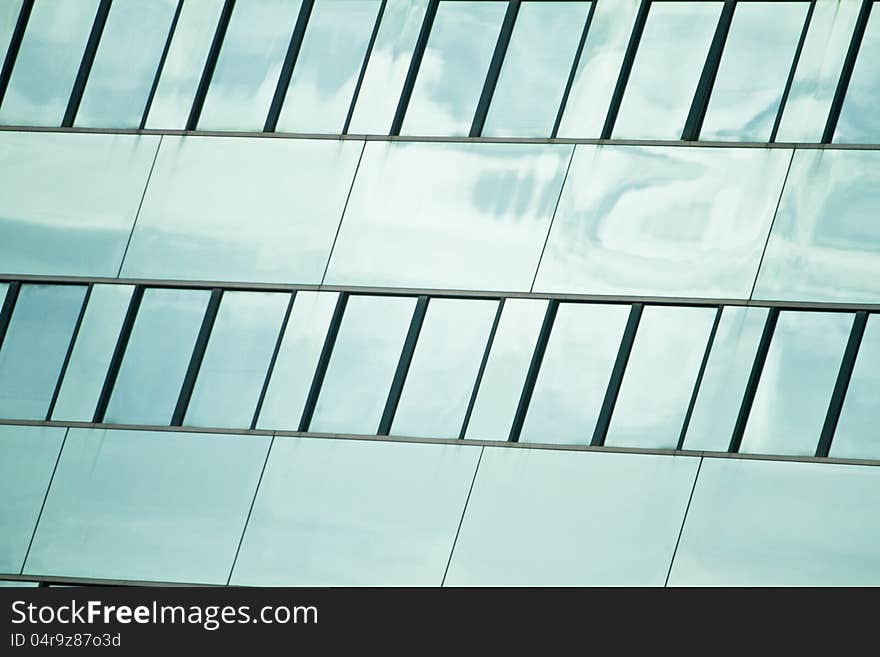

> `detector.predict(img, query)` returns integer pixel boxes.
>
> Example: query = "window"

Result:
[834,3,880,142]
[832,315,880,459]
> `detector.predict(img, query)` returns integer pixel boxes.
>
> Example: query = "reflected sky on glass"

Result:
[0,1,22,65]
[835,6,880,142]
[832,315,880,459]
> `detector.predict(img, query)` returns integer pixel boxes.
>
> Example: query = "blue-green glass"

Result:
[0,581,38,587]
[0,285,86,420]
[834,5,880,142]
[0,1,22,66]
[231,437,480,586]
[0,283,6,308]
[24,429,269,584]
[831,315,880,459]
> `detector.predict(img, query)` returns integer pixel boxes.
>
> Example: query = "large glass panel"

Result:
[198,0,303,131]
[683,307,769,452]
[310,295,415,435]
[605,306,716,450]
[534,145,791,299]
[482,1,591,137]
[75,0,177,128]
[0,1,22,65]
[276,0,382,133]
[401,0,506,136]
[52,285,134,422]
[0,285,87,420]
[701,2,810,142]
[776,0,862,142]
[741,311,852,456]
[669,458,880,586]
[0,0,99,125]
[391,298,497,438]
[104,288,210,426]
[834,5,880,142]
[326,141,572,292]
[613,2,722,139]
[0,426,66,574]
[257,292,338,430]
[232,437,480,586]
[347,0,428,134]
[832,316,880,459]
[184,291,290,429]
[121,136,362,284]
[24,428,269,584]
[445,448,699,586]
[520,303,630,445]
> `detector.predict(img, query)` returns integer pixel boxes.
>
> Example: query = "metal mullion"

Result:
[469,0,520,138]
[600,0,650,140]
[342,0,386,135]
[298,292,348,432]
[0,0,33,109]
[186,0,235,131]
[459,298,504,439]
[676,305,723,451]
[45,284,93,421]
[0,281,22,352]
[389,0,439,136]
[551,0,596,139]
[250,291,296,430]
[93,285,144,423]
[62,0,112,127]
[769,0,814,143]
[139,0,184,130]
[264,0,315,133]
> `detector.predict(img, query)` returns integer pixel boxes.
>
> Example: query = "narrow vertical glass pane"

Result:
[0,0,100,126]
[521,303,630,445]
[482,1,591,137]
[184,292,289,429]
[605,306,716,450]
[347,0,428,134]
[52,284,134,422]
[75,0,177,128]
[257,292,338,431]
[776,0,862,142]
[145,0,225,129]
[0,1,23,65]
[276,0,382,133]
[401,0,506,136]
[104,288,210,425]
[465,299,547,441]
[391,299,497,438]
[0,283,7,308]
[0,285,86,420]
[198,0,303,131]
[310,295,416,434]
[741,311,853,456]
[835,6,880,142]
[702,2,810,142]
[832,315,880,459]
[683,307,769,452]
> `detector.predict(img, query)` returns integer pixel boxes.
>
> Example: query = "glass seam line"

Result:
[663,455,703,587]
[441,445,484,587]
[116,133,163,278]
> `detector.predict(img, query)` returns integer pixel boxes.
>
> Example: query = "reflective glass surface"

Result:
[0,285,87,420]
[276,0,382,133]
[834,6,880,142]
[740,311,852,456]
[104,288,211,426]
[25,429,269,584]
[0,1,22,65]
[232,437,480,586]
[122,136,362,284]
[198,0,303,130]
[534,145,791,299]
[832,315,880,459]
[605,306,716,450]
[326,141,572,292]
[520,303,630,445]
[445,448,699,586]
[391,298,497,438]
[310,295,415,434]
[402,0,506,136]
[75,0,177,128]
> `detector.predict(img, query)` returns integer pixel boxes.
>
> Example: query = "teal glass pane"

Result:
[0,581,38,587]
[0,1,22,66]
[832,315,880,459]
[0,283,6,307]
[834,5,880,142]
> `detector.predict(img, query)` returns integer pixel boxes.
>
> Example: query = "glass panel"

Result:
[52,284,134,422]
[0,581,38,587]
[0,283,6,307]
[232,437,480,586]
[605,306,716,450]
[701,2,810,142]
[613,2,722,139]
[257,292,338,430]
[391,298,497,439]
[0,284,87,420]
[834,5,880,142]
[0,1,22,65]
[669,458,880,586]
[464,299,547,441]
[310,295,415,435]
[104,288,210,425]
[198,0,303,131]
[445,448,699,586]
[184,291,290,429]
[401,0,506,136]
[683,307,769,452]
[482,1,591,137]
[75,0,177,128]
[832,315,880,459]
[121,136,362,284]
[276,0,382,133]
[347,0,428,134]
[326,141,572,292]
[534,145,791,299]
[776,0,862,142]
[0,0,99,126]
[520,303,630,445]
[24,428,270,584]
[0,426,66,573]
